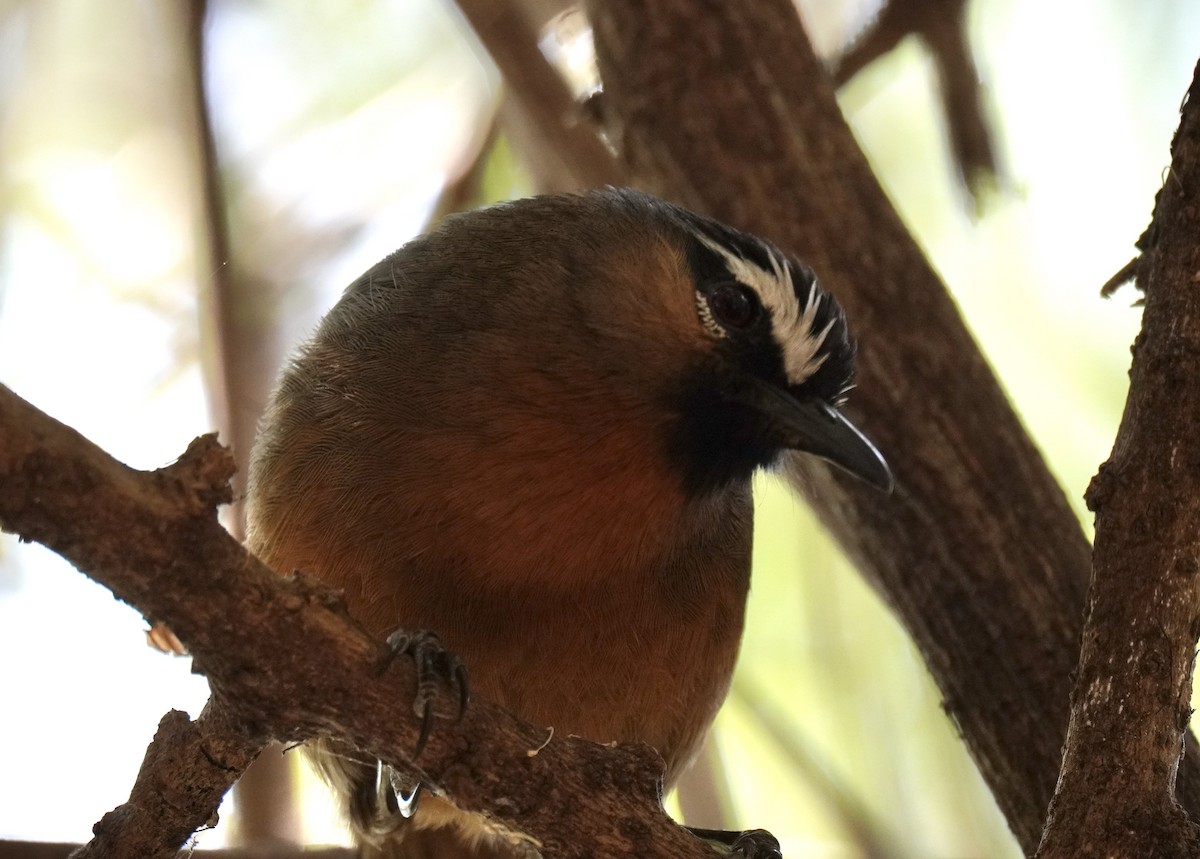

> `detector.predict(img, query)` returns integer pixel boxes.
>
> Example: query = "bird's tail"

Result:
[361,824,517,859]
[305,739,537,858]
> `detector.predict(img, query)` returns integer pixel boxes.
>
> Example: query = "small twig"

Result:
[834,0,1000,205]
[1099,255,1141,298]
[527,726,555,757]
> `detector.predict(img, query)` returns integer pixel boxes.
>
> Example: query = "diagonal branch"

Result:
[834,0,999,201]
[0,383,712,859]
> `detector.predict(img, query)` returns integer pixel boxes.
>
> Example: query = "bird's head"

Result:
[316,188,891,500]
[600,190,893,497]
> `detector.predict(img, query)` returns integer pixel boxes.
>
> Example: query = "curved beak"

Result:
[746,379,894,492]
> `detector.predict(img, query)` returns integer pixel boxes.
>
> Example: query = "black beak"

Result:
[745,379,894,491]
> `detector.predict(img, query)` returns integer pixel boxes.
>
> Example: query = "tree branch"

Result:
[69,707,262,859]
[834,0,999,202]
[0,383,712,859]
[1035,60,1200,858]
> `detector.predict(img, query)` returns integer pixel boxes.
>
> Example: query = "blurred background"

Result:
[0,1,1197,856]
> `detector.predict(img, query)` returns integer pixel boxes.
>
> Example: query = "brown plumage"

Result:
[246,189,889,857]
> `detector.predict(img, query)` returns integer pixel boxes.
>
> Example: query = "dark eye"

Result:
[709,282,760,329]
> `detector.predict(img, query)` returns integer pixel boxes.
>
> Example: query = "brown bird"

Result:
[246,188,891,858]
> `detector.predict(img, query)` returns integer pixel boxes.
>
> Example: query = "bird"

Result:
[245,187,891,858]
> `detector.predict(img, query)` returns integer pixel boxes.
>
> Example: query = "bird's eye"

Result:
[708,282,760,329]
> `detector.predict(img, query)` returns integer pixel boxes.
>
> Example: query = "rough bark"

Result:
[1035,60,1200,858]
[0,384,716,859]
[586,1,1199,851]
[69,707,262,859]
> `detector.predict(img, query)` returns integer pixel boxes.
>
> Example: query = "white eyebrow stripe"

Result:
[692,233,831,384]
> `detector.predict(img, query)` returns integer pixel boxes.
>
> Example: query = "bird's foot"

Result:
[688,827,783,859]
[376,629,469,760]
[727,829,783,859]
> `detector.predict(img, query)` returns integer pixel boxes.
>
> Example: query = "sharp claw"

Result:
[386,770,423,820]
[396,784,421,819]
[413,700,434,761]
[376,630,411,675]
[455,664,470,717]
[376,628,470,761]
